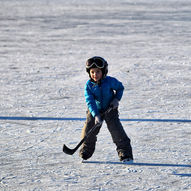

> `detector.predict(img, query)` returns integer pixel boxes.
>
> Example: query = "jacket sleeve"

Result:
[110,77,124,101]
[84,83,99,117]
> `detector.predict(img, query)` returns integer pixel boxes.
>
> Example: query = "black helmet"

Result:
[86,56,108,78]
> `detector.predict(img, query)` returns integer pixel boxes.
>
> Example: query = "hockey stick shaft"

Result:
[63,123,99,155]
[63,107,113,155]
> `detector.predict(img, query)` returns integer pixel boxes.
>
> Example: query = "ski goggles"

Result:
[86,57,105,69]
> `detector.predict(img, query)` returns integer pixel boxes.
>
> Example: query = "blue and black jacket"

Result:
[84,76,124,117]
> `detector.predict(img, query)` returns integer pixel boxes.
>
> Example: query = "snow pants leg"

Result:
[104,108,133,161]
[79,111,101,160]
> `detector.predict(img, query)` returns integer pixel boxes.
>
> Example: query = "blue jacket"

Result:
[84,76,124,117]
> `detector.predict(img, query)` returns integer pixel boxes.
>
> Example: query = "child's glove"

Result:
[95,115,103,126]
[110,98,119,109]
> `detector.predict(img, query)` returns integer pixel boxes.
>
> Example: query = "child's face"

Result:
[90,68,103,82]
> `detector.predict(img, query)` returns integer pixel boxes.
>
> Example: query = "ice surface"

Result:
[0,0,191,190]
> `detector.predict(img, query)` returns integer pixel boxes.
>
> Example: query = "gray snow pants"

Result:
[79,108,133,160]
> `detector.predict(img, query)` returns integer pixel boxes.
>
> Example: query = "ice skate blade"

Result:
[81,159,88,163]
[122,159,134,164]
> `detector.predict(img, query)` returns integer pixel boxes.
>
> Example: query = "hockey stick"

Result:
[63,107,113,155]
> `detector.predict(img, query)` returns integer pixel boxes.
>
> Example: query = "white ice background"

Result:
[0,0,191,190]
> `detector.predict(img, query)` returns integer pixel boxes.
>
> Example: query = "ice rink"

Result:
[0,0,191,190]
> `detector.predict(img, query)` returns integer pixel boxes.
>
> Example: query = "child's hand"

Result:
[95,115,103,125]
[110,98,119,109]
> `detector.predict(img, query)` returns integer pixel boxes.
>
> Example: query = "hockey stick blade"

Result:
[63,144,77,155]
[63,137,85,155]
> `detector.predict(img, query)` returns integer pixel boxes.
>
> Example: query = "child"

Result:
[79,56,133,162]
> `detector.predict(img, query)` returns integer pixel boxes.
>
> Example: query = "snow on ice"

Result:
[0,0,191,190]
